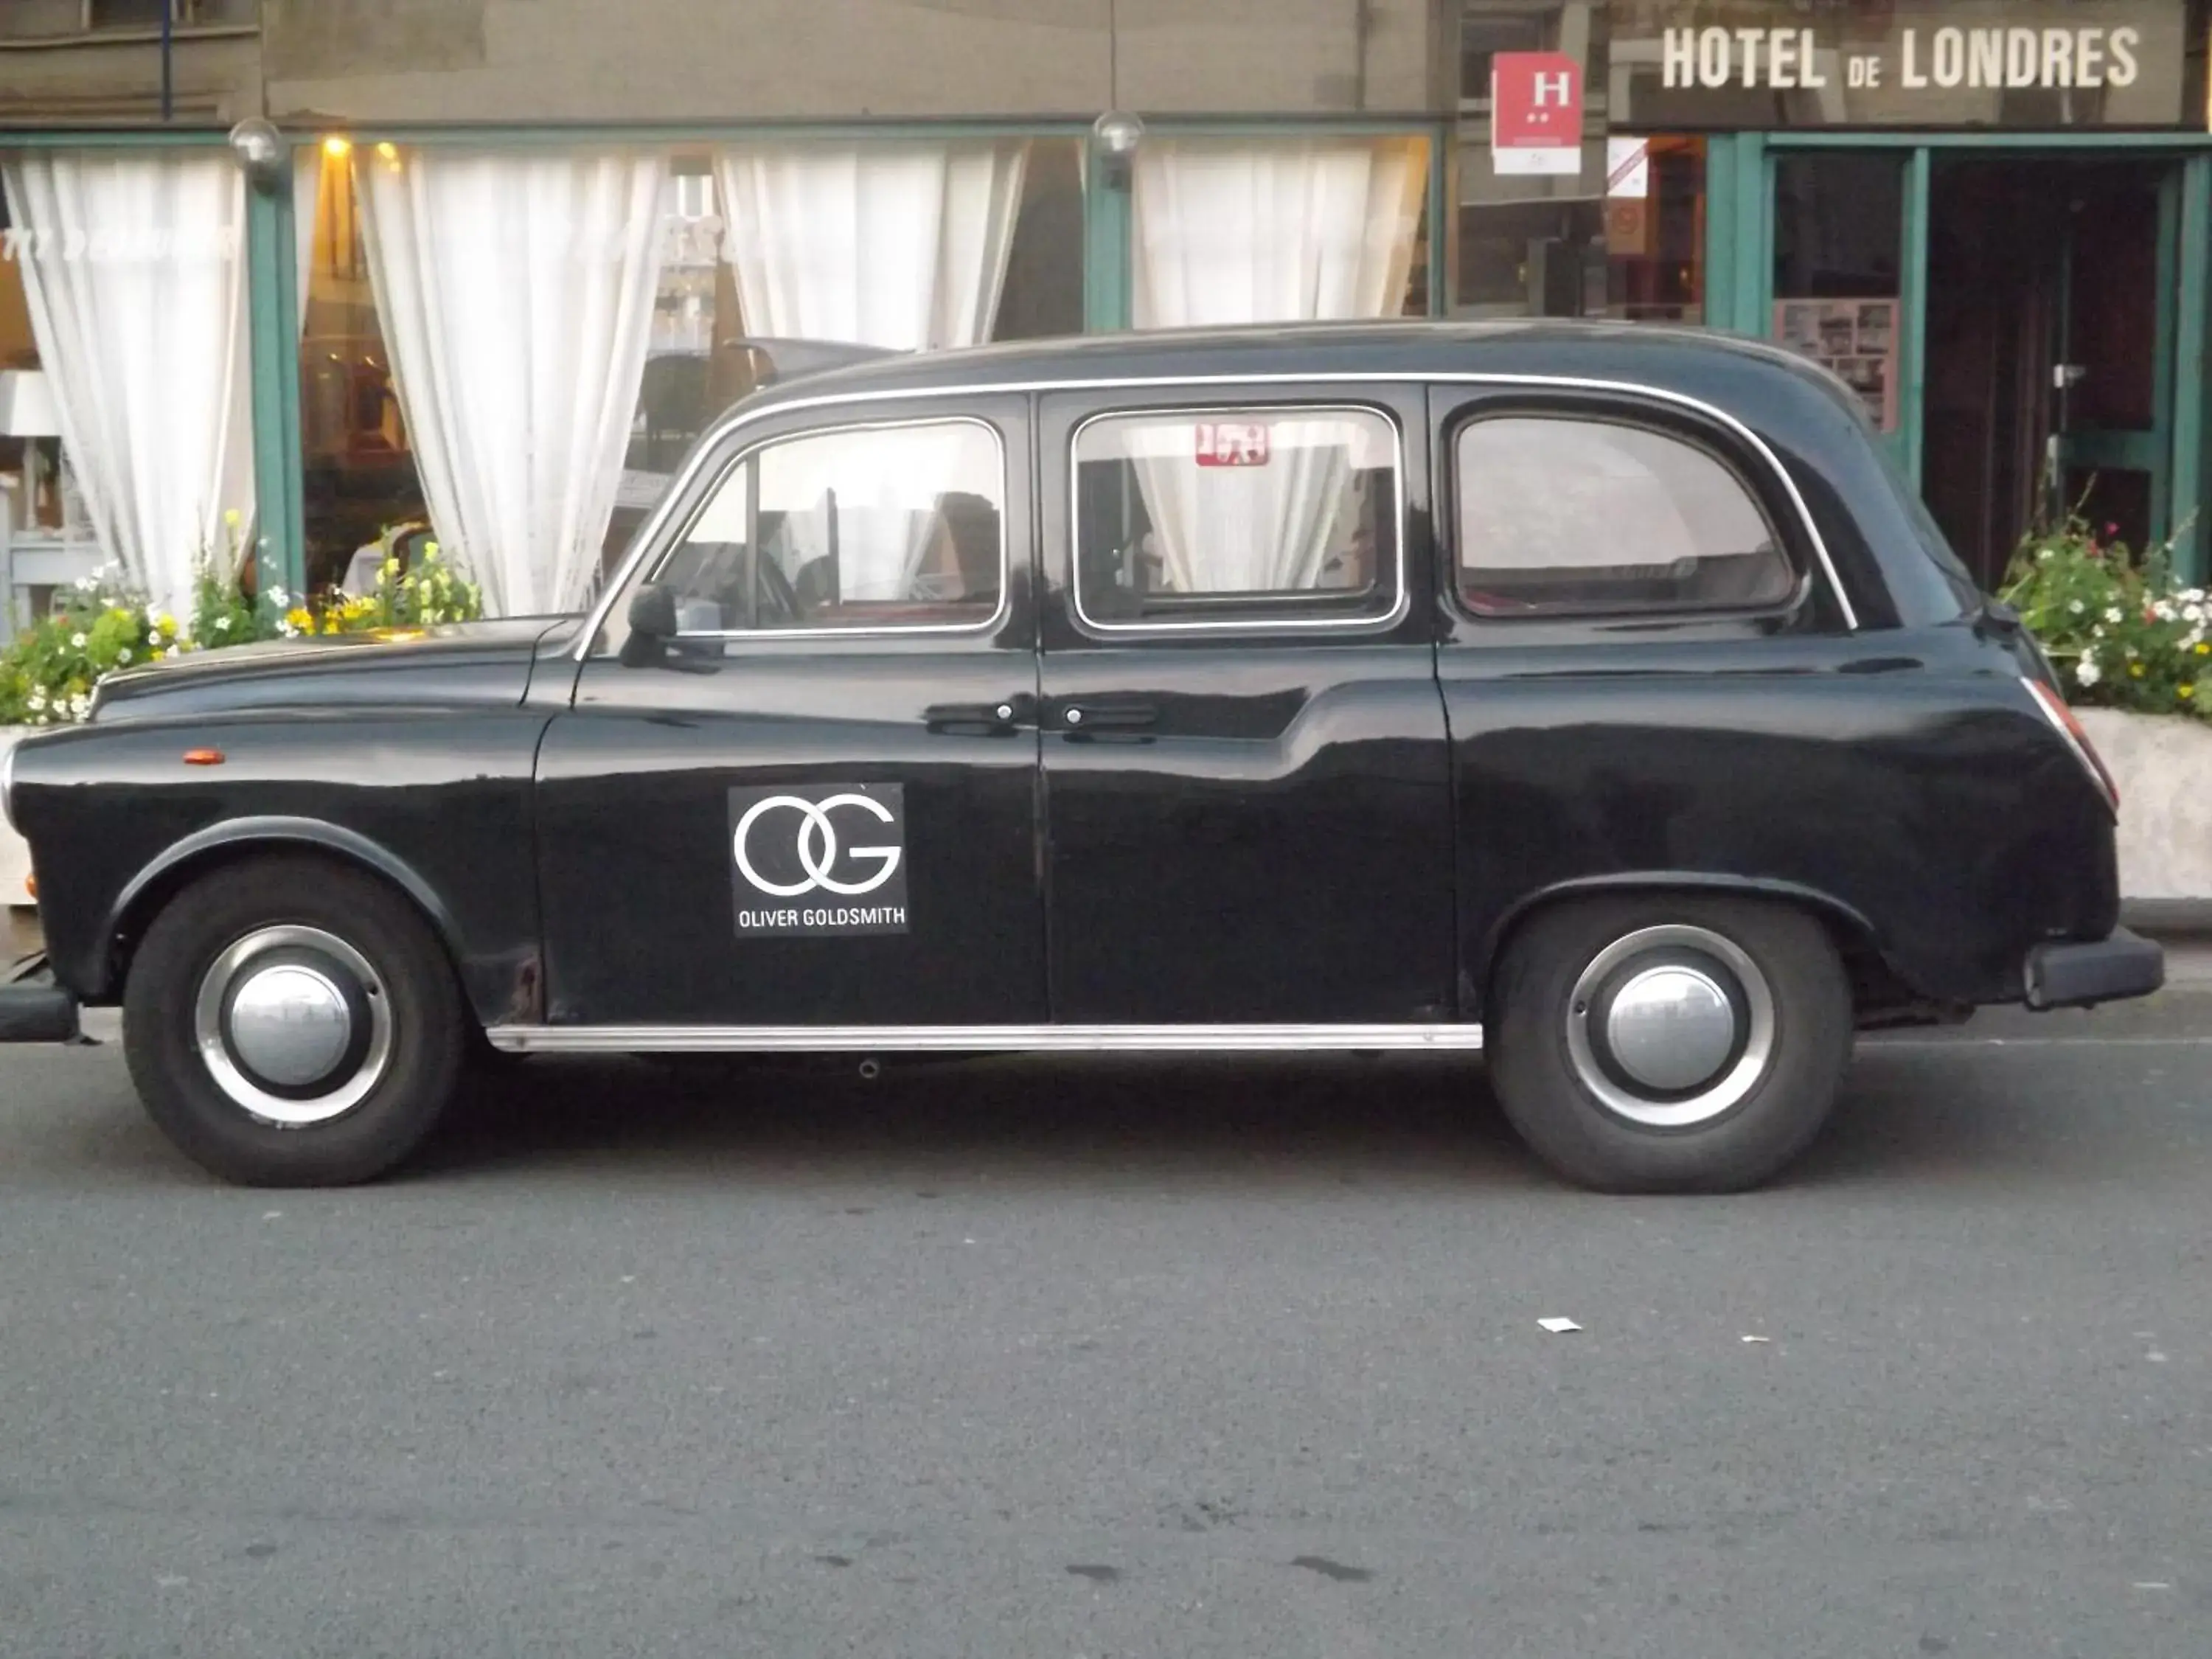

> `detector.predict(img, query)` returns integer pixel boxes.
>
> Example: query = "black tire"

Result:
[1486,894,1852,1194]
[122,854,469,1186]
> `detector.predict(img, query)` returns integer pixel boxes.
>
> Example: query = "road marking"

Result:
[1869,1037,2212,1049]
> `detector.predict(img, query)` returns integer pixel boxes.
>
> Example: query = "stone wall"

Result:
[253,0,1447,125]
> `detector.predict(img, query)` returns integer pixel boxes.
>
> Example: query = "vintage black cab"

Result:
[0,322,2164,1192]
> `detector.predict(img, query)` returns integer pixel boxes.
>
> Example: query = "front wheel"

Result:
[123,855,468,1186]
[1487,895,1853,1193]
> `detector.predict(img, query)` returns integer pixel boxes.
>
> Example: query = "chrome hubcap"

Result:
[193,926,392,1127]
[1565,925,1775,1129]
[228,964,353,1088]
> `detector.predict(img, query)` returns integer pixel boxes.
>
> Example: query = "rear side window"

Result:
[1074,406,1399,628]
[1454,416,1796,617]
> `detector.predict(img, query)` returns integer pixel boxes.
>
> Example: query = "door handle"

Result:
[1060,700,1158,731]
[923,695,1034,734]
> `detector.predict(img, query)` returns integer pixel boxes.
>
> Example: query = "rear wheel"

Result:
[1487,895,1852,1193]
[123,855,468,1186]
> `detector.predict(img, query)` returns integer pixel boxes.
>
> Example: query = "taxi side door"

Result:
[533,394,1045,1030]
[1033,383,1458,1028]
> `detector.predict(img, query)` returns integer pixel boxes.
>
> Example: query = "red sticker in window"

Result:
[1194,422,1270,467]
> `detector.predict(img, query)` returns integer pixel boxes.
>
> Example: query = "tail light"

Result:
[2023,677,2120,815]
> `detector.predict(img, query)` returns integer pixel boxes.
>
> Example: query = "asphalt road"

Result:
[1,999,2209,1658]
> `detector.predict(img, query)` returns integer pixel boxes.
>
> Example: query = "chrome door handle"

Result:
[1059,701,1158,731]
[923,696,1033,734]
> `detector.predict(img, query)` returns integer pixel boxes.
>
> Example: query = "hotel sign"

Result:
[1661,25,2143,94]
[1612,1,2187,128]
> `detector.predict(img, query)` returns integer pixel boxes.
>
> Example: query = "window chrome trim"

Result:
[0,732,18,833]
[1064,400,1411,637]
[622,414,1012,650]
[487,1021,1484,1054]
[576,368,1859,659]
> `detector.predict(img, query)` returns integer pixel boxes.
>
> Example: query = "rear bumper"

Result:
[0,956,79,1043]
[2024,928,2165,1010]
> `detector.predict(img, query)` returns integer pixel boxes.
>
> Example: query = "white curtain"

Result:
[354,147,668,616]
[1124,416,1380,596]
[293,145,322,335]
[714,142,1026,351]
[1126,138,1425,596]
[1132,136,1427,327]
[0,151,253,617]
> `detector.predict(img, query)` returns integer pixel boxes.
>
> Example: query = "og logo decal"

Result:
[728,784,909,936]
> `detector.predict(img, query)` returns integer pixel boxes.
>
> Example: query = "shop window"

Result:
[0,194,77,634]
[1455,135,1703,323]
[1073,406,1400,629]
[298,136,1082,619]
[1770,154,1904,434]
[1454,415,1793,616]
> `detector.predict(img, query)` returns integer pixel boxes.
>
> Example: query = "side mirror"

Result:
[627,582,678,640]
[618,583,677,669]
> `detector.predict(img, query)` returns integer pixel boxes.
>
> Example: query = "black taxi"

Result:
[0,322,2163,1192]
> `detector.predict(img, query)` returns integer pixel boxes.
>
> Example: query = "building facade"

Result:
[1,0,2209,625]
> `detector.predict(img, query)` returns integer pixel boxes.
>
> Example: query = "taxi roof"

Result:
[742,319,1862,421]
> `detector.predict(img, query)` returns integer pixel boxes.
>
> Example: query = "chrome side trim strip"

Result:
[574,367,1860,658]
[485,1022,1485,1055]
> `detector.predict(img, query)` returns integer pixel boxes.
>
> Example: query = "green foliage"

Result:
[2000,515,2212,720]
[0,568,189,727]
[1,532,485,729]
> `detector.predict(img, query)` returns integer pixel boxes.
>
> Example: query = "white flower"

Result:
[116,647,131,663]
[2037,548,2055,562]
[2069,599,2085,614]
[147,629,163,645]
[69,631,87,649]
[27,692,45,711]
[2154,601,2177,622]
[214,615,232,633]
[2106,608,2125,624]
[2076,658,2101,687]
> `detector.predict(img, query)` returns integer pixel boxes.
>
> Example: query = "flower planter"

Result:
[0,726,33,911]
[2075,708,2212,902]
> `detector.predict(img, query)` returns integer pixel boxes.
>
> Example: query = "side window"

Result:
[1454,416,1797,617]
[655,419,1004,633]
[1073,406,1399,627]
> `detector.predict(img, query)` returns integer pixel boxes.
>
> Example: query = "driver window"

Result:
[656,418,1005,633]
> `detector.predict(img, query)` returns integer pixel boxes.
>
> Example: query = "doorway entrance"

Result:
[1923,157,2177,590]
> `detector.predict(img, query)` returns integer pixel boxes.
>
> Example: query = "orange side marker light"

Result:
[182,749,226,767]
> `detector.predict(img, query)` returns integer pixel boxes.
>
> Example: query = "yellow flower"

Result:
[285,607,314,633]
[2130,663,2146,678]
[2196,642,2208,655]
[2182,685,2197,700]
[223,508,242,529]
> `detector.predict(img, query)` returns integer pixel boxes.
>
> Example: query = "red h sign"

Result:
[1492,52,1584,177]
